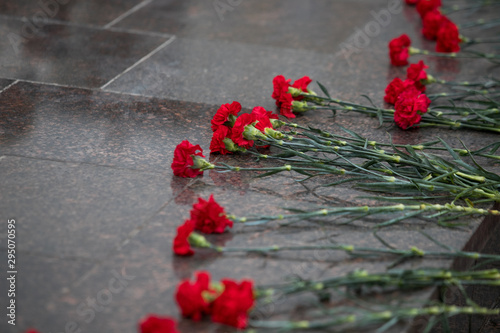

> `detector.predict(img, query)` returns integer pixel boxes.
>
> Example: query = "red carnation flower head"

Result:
[175,271,215,321]
[422,10,448,40]
[384,78,420,105]
[210,125,232,155]
[394,90,431,129]
[211,279,255,329]
[417,0,442,19]
[251,106,279,121]
[272,75,292,105]
[389,34,412,66]
[173,220,196,256]
[171,140,213,178]
[291,76,313,100]
[173,220,213,256]
[406,60,429,92]
[278,92,295,118]
[190,194,234,234]
[25,330,41,333]
[436,20,461,53]
[139,314,179,333]
[231,113,267,148]
[211,101,242,132]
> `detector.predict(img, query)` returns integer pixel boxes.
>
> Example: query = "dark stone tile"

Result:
[0,0,144,26]
[0,81,215,171]
[0,78,14,91]
[0,155,172,259]
[114,0,387,53]
[0,16,168,87]
[0,255,95,333]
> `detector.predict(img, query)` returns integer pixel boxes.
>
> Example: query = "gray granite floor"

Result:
[0,1,499,332]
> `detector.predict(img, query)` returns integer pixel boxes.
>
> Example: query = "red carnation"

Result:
[278,92,295,118]
[210,125,232,155]
[291,76,312,101]
[384,78,419,104]
[190,194,233,234]
[231,113,257,149]
[173,220,195,256]
[389,34,412,66]
[422,10,447,40]
[211,279,255,329]
[175,271,214,321]
[171,140,205,178]
[251,106,279,120]
[436,20,461,53]
[394,90,431,129]
[417,0,442,19]
[406,60,428,92]
[25,330,41,333]
[211,101,241,132]
[405,0,420,4]
[139,315,179,333]
[271,75,292,106]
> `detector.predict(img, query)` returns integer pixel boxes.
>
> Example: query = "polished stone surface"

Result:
[0,16,168,87]
[0,0,143,26]
[113,0,386,52]
[0,0,499,332]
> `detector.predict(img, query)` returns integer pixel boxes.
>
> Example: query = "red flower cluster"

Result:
[394,89,431,129]
[171,140,206,178]
[139,315,179,333]
[388,34,412,66]
[385,60,429,104]
[173,219,196,256]
[416,0,442,19]
[173,195,233,255]
[272,75,312,118]
[209,102,280,154]
[191,194,233,234]
[176,271,254,329]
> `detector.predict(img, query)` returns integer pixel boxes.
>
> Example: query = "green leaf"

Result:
[316,81,331,98]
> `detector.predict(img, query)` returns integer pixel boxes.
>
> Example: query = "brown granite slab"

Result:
[0,155,172,259]
[0,0,144,26]
[0,16,168,87]
[0,78,14,91]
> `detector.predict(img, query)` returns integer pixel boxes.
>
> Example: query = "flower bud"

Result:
[191,155,215,171]
[270,118,286,128]
[243,124,267,141]
[222,137,247,153]
[288,86,303,97]
[292,101,310,112]
[188,232,212,248]
[264,127,285,139]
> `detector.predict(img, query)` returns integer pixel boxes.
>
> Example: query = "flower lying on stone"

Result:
[138,314,179,333]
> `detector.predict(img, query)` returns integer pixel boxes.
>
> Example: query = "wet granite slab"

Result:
[0,81,214,171]
[0,78,14,91]
[0,16,168,87]
[113,0,386,53]
[0,0,144,26]
[0,254,95,333]
[0,155,172,259]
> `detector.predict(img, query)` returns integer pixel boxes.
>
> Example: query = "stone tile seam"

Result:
[100,35,177,90]
[0,79,19,95]
[103,0,155,29]
[0,13,172,39]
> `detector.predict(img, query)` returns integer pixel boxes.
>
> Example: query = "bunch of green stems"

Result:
[292,88,500,133]
[246,268,500,331]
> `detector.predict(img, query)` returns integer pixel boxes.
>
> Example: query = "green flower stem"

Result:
[213,163,345,175]
[285,122,500,160]
[249,305,500,331]
[442,1,500,15]
[459,17,500,29]
[408,47,500,63]
[257,269,500,298]
[217,238,500,263]
[228,203,499,228]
